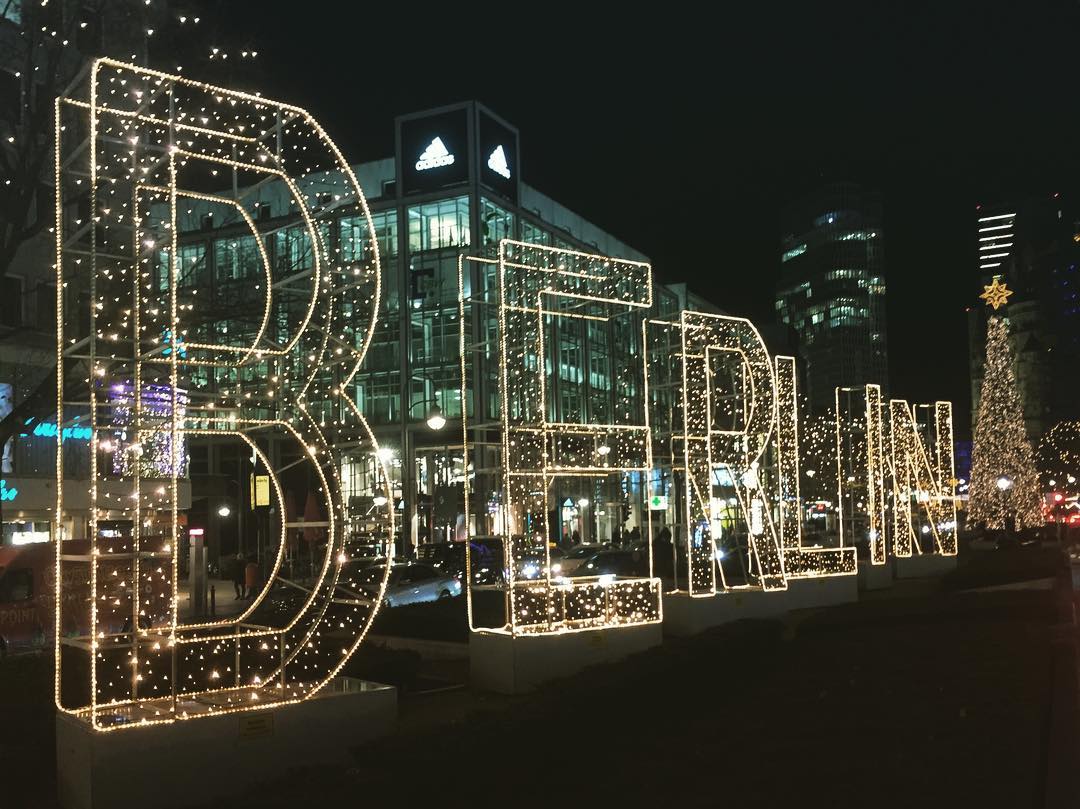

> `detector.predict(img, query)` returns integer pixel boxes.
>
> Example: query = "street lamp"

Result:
[996,475,1013,532]
[407,397,446,431]
[425,405,446,431]
[217,504,232,518]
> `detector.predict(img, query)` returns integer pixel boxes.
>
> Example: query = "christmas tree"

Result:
[968,315,1044,529]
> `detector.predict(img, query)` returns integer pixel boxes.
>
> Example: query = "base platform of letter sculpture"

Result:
[469,625,663,694]
[661,576,859,638]
[858,558,896,591]
[56,678,396,809]
[893,553,958,580]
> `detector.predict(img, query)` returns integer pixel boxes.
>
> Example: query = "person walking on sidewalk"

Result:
[244,558,259,600]
[232,553,245,599]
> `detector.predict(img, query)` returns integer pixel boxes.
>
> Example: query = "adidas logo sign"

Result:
[415,137,455,171]
[487,145,511,180]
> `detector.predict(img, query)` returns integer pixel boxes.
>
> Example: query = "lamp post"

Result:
[996,475,1013,533]
[399,396,447,555]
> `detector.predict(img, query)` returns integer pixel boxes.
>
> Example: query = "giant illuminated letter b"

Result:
[55,60,393,729]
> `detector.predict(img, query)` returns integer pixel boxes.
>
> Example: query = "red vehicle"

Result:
[0,540,92,657]
[0,542,55,657]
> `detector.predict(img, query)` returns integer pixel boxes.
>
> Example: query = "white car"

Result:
[356,562,462,608]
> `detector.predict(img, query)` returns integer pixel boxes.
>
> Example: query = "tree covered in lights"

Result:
[968,316,1043,529]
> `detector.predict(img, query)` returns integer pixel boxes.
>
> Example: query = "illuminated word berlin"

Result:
[55,59,393,731]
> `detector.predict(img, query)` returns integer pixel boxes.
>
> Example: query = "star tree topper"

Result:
[980,276,1013,310]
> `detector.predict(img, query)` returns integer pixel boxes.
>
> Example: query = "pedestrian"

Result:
[244,559,259,599]
[232,553,245,599]
[571,529,581,547]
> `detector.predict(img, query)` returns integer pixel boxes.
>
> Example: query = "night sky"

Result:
[203,1,1080,438]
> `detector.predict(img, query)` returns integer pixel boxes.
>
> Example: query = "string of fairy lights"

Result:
[834,385,958,562]
[459,241,662,635]
[968,315,1043,529]
[47,56,988,732]
[55,59,393,731]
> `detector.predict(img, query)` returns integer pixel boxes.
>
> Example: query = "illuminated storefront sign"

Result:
[415,137,455,171]
[0,480,18,501]
[487,145,511,179]
[477,109,518,202]
[29,421,92,442]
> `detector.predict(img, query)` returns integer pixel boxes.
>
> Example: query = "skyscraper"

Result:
[967,195,1080,442]
[775,183,889,412]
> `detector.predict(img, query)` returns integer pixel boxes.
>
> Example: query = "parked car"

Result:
[355,562,462,608]
[552,544,608,576]
[416,542,467,579]
[570,549,646,578]
[516,547,564,580]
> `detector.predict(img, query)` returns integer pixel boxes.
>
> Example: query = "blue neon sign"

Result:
[27,421,92,443]
[0,480,18,501]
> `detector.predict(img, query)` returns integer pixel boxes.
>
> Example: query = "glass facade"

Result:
[407,197,470,253]
[154,113,668,552]
[776,183,889,412]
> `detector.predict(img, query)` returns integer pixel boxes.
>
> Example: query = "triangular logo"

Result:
[487,144,511,180]
[415,137,455,171]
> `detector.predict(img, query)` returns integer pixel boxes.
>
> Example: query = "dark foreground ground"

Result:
[3,546,1077,809]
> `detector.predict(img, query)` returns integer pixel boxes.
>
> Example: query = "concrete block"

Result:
[894,553,958,580]
[662,574,859,637]
[56,678,396,809]
[470,622,662,694]
[858,559,895,591]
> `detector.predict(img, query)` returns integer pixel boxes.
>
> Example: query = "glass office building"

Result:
[775,183,889,413]
[161,102,684,556]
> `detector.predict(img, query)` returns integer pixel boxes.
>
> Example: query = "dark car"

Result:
[572,549,647,578]
[416,542,467,579]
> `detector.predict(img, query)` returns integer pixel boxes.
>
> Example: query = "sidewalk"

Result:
[177,577,250,621]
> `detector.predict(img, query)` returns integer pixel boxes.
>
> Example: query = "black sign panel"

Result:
[478,111,518,203]
[400,109,469,195]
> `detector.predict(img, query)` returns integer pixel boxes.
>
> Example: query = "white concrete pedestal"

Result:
[894,553,958,579]
[662,574,859,637]
[858,559,895,591]
[56,678,396,809]
[470,623,663,694]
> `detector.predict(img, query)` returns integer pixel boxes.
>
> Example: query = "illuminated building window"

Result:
[407,196,470,253]
[521,219,552,246]
[782,243,806,262]
[340,211,398,262]
[1,0,21,25]
[481,198,515,247]
[214,235,261,282]
[274,225,313,273]
[157,243,206,291]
